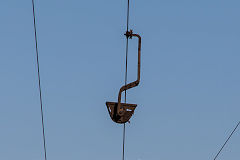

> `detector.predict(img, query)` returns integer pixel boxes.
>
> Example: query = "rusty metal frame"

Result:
[118,30,141,115]
[106,30,141,123]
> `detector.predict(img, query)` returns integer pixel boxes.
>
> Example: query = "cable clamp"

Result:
[125,30,133,39]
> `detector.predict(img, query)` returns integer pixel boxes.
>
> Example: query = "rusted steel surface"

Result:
[106,102,137,124]
[106,30,142,124]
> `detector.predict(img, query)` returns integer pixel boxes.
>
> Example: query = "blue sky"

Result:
[0,0,240,160]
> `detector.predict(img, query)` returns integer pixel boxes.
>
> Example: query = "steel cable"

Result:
[213,121,240,160]
[122,0,130,160]
[31,1,48,160]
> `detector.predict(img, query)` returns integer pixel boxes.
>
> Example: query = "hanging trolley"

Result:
[106,30,142,124]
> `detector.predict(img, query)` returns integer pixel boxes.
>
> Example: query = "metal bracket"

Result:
[125,30,133,39]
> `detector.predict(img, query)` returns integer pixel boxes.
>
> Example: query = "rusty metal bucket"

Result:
[106,30,141,124]
[106,102,137,123]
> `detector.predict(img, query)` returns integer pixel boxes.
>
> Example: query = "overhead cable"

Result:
[213,121,240,160]
[123,0,130,160]
[31,1,48,160]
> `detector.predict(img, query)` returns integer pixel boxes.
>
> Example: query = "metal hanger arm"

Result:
[117,32,141,113]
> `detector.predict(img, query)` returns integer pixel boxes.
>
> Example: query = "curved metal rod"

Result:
[117,32,141,114]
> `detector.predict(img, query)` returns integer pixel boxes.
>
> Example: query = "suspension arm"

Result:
[117,31,141,113]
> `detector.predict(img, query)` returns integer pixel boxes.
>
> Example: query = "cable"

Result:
[126,0,130,32]
[213,121,240,160]
[124,0,130,102]
[122,39,128,160]
[122,122,126,160]
[122,1,130,160]
[31,1,48,160]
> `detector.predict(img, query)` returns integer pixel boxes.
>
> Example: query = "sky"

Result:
[0,0,240,160]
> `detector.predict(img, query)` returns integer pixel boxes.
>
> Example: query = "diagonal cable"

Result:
[31,1,48,160]
[213,121,240,160]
